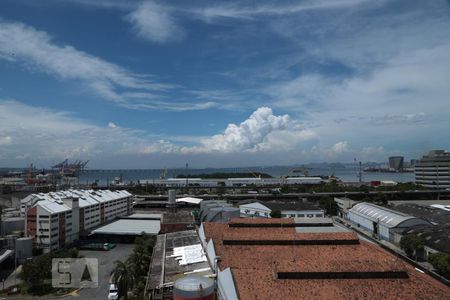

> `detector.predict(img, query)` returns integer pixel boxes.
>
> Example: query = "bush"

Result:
[429,252,450,279]
[318,196,338,216]
[19,247,80,295]
[400,234,424,258]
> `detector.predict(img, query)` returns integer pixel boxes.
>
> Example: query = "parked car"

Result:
[108,283,118,300]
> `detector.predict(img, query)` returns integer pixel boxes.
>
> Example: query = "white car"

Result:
[108,284,118,300]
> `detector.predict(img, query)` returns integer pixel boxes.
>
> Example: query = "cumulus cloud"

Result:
[331,141,349,154]
[163,107,316,154]
[195,107,289,152]
[127,1,185,43]
[108,122,118,128]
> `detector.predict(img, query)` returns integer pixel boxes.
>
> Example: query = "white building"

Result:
[348,202,430,242]
[239,202,271,218]
[23,189,133,253]
[415,150,450,188]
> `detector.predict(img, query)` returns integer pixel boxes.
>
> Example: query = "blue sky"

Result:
[0,0,449,168]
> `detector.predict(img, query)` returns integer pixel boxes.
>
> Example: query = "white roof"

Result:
[126,213,161,219]
[29,189,132,214]
[91,218,160,235]
[0,249,14,264]
[239,202,271,211]
[176,197,203,205]
[228,178,262,181]
[169,244,207,266]
[38,199,71,214]
[350,202,422,228]
[430,204,450,211]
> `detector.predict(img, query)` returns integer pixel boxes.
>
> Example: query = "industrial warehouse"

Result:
[347,202,431,242]
[139,176,323,187]
[144,217,450,299]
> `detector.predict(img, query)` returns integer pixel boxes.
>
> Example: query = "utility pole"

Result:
[359,161,362,184]
[354,158,362,184]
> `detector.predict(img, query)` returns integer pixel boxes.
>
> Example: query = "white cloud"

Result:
[0,135,13,145]
[0,100,144,163]
[331,141,349,154]
[0,21,215,111]
[127,1,185,43]
[192,0,373,22]
[108,122,118,128]
[0,101,318,166]
[121,0,375,43]
[187,107,316,153]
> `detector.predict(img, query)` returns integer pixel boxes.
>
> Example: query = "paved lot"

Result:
[76,244,135,300]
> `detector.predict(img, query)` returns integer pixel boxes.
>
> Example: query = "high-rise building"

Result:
[389,156,404,171]
[415,150,450,188]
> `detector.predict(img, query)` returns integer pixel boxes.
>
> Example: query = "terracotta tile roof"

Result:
[203,222,450,300]
[222,231,358,242]
[228,217,294,225]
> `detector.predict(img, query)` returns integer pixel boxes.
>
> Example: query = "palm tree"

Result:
[111,260,134,300]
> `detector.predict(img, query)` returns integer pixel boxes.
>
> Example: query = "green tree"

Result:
[400,234,424,259]
[111,260,134,300]
[318,196,338,216]
[270,210,282,218]
[429,252,450,279]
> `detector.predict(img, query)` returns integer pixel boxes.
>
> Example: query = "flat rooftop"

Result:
[161,210,194,224]
[146,230,212,293]
[91,218,160,236]
[121,213,162,220]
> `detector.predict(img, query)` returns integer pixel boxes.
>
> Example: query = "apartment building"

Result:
[23,189,132,253]
[415,150,450,188]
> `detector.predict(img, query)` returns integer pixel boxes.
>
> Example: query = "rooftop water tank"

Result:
[174,275,215,300]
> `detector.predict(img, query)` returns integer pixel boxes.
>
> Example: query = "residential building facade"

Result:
[415,150,450,188]
[23,190,132,252]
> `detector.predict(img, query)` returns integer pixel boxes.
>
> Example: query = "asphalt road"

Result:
[76,244,134,300]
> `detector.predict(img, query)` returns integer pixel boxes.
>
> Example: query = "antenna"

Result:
[185,163,189,188]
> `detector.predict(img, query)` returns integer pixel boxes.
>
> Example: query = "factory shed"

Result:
[89,213,161,243]
[394,224,450,258]
[391,203,450,226]
[348,202,431,242]
[202,218,450,300]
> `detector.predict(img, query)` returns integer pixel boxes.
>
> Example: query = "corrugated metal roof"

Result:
[350,202,416,228]
[176,197,203,204]
[38,199,71,214]
[239,202,271,211]
[29,189,132,213]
